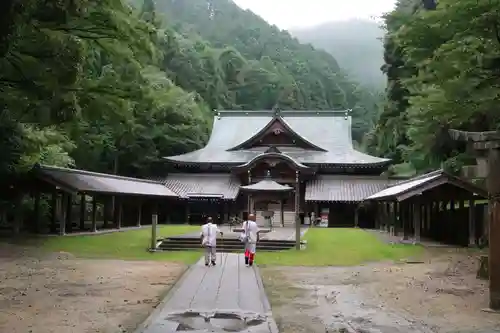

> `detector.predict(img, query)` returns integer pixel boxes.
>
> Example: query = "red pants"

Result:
[244,249,255,263]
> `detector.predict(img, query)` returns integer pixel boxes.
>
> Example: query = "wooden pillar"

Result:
[91,196,97,232]
[247,170,251,215]
[354,204,359,228]
[426,202,432,235]
[33,191,41,233]
[137,202,142,227]
[385,202,391,231]
[280,199,284,227]
[50,192,57,233]
[295,170,300,250]
[185,202,190,224]
[115,198,122,229]
[59,194,66,236]
[413,201,421,243]
[150,203,158,250]
[393,202,399,235]
[468,198,476,247]
[487,148,500,309]
[79,194,86,231]
[249,194,254,214]
[400,202,406,240]
[13,196,23,234]
[103,199,109,228]
[65,194,72,233]
[391,202,397,235]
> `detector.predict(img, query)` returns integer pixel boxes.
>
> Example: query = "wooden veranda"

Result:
[365,170,488,246]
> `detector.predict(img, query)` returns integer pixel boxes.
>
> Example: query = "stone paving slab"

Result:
[136,253,278,333]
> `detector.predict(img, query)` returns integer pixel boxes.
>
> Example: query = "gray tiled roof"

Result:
[240,179,293,192]
[165,110,390,166]
[365,172,442,201]
[365,169,487,201]
[305,175,396,202]
[37,165,178,197]
[161,173,240,200]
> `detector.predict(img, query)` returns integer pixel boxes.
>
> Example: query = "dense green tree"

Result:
[366,0,500,175]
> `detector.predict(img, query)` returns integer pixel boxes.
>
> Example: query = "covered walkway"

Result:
[365,170,488,247]
[5,164,178,235]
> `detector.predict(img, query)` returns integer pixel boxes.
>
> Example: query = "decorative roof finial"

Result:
[345,109,351,120]
[273,108,280,117]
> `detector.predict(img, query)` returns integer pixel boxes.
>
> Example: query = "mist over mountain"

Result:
[290,19,385,90]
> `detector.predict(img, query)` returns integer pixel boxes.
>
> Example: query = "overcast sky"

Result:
[232,0,396,29]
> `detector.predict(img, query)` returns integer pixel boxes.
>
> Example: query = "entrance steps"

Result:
[158,235,296,252]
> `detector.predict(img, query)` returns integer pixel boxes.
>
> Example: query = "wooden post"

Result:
[247,170,252,216]
[50,192,57,233]
[151,205,158,251]
[295,170,300,250]
[468,198,476,247]
[280,199,284,227]
[401,202,408,240]
[354,204,359,228]
[13,195,23,234]
[116,198,122,229]
[65,194,72,233]
[487,148,500,309]
[59,194,66,236]
[103,199,109,228]
[79,194,86,231]
[91,196,97,232]
[413,201,421,243]
[33,191,41,233]
[137,202,142,227]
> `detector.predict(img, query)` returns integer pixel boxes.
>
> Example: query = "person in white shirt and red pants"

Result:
[242,214,260,267]
[200,217,223,266]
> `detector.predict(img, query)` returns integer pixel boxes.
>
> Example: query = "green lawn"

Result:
[257,228,423,266]
[35,226,422,267]
[39,225,202,264]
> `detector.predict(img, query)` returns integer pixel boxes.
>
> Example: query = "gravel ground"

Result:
[0,244,185,333]
[262,249,500,333]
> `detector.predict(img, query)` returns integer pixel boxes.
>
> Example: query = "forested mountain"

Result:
[139,0,382,142]
[365,0,500,176]
[291,19,386,91]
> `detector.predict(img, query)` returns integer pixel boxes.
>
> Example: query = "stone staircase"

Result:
[158,235,296,252]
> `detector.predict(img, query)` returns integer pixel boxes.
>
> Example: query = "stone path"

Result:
[136,253,278,333]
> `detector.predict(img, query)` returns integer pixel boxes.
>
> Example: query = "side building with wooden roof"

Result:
[161,109,396,227]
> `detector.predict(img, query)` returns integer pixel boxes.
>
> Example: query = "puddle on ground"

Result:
[307,285,433,333]
[165,310,267,332]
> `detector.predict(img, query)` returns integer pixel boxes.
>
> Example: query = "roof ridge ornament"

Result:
[273,108,281,117]
[213,109,221,120]
[345,109,352,120]
[264,145,281,154]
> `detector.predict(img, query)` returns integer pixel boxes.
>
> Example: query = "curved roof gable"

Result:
[227,116,326,152]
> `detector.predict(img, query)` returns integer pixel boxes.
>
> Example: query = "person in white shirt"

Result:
[241,213,260,267]
[200,217,223,266]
